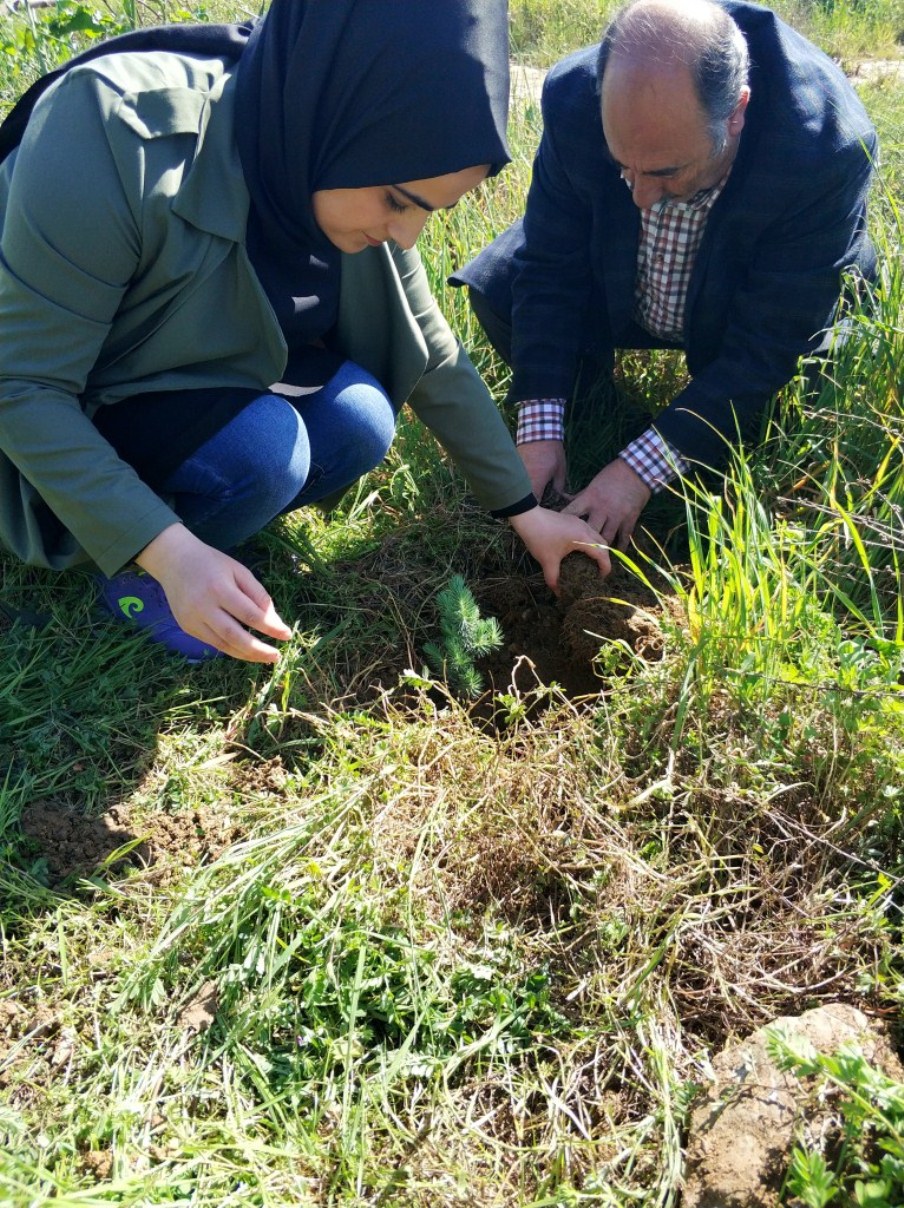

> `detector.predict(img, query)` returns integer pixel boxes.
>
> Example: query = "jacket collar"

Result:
[171,70,249,242]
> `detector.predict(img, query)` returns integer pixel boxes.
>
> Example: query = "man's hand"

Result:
[509,506,610,594]
[563,458,651,550]
[136,524,292,663]
[518,440,568,502]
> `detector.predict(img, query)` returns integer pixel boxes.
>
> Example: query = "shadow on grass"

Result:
[0,559,275,900]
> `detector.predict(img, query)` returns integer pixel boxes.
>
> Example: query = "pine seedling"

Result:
[424,574,504,698]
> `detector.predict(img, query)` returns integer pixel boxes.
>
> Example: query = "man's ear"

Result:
[728,85,751,136]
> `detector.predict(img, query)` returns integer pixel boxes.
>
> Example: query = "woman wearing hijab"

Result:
[0,0,608,663]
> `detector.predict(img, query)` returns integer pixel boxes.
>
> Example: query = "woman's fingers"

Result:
[138,527,293,663]
[199,611,285,663]
[226,569,293,641]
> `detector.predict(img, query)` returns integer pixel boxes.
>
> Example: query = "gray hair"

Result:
[597,0,750,153]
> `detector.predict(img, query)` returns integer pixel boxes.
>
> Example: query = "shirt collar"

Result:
[677,164,733,212]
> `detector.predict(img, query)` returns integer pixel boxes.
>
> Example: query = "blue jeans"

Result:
[159,360,396,550]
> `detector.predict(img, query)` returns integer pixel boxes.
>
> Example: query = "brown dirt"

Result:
[79,1150,114,1181]
[290,512,677,715]
[683,1003,904,1208]
[18,798,245,888]
[476,550,666,699]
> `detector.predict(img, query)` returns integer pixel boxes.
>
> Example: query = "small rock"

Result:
[177,980,219,1035]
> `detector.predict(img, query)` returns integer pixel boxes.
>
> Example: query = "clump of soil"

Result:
[476,550,665,698]
[683,1003,904,1208]
[477,573,600,697]
[557,552,663,665]
[80,1151,114,1181]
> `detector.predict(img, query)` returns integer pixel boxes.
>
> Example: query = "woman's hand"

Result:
[508,506,610,594]
[135,524,292,663]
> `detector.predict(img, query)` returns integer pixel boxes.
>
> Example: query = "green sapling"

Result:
[424,574,504,698]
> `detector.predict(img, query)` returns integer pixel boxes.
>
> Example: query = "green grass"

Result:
[1,2,904,1205]
[509,0,904,63]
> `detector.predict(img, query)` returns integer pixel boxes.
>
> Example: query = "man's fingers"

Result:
[561,498,585,520]
[562,497,598,528]
[611,514,639,552]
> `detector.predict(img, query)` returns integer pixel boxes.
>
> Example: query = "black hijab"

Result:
[234,0,511,346]
[0,0,511,348]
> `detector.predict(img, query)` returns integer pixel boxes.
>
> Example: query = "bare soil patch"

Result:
[291,516,676,717]
[18,798,245,888]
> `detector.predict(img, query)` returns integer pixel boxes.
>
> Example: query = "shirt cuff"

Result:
[516,398,566,445]
[619,427,689,492]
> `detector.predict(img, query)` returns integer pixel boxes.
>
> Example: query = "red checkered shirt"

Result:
[517,172,729,492]
[634,174,728,341]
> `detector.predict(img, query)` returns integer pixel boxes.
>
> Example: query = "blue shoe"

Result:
[98,569,221,663]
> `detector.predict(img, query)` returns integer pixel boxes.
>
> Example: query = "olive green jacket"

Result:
[0,50,529,576]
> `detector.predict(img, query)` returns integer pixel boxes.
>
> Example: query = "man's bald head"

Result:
[598,0,750,153]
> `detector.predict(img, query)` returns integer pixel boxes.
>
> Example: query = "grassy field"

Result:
[0,1,903,1204]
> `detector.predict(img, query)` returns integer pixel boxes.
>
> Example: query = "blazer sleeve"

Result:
[654,131,878,469]
[0,70,179,574]
[391,244,533,512]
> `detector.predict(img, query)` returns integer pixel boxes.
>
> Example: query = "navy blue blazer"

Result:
[456,0,877,470]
